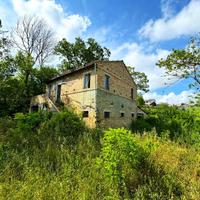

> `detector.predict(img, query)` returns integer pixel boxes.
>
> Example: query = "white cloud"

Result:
[111,42,173,90]
[161,0,176,18]
[85,26,112,44]
[143,90,194,105]
[139,0,200,42]
[11,0,91,41]
[0,1,16,29]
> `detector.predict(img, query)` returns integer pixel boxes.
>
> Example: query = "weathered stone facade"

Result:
[30,60,138,128]
[95,61,137,128]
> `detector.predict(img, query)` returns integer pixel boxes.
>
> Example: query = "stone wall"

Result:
[96,61,137,100]
[95,61,137,128]
[30,94,47,111]
[96,89,137,128]
[47,66,97,128]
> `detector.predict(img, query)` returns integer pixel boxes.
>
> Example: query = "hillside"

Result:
[0,107,200,200]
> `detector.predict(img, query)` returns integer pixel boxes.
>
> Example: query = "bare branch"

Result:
[12,15,55,66]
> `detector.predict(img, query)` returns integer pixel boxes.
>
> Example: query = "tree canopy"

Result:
[137,94,145,107]
[127,66,149,93]
[54,37,111,70]
[0,19,58,116]
[157,35,200,91]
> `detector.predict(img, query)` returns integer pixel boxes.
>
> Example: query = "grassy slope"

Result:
[0,110,200,199]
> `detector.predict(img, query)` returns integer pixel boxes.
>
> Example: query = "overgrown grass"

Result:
[0,109,200,199]
[131,104,200,148]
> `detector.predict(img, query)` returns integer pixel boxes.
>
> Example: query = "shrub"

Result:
[38,109,85,146]
[3,111,52,150]
[97,128,144,198]
[130,118,152,134]
[131,105,200,147]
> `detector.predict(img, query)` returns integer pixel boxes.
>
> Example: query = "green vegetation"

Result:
[127,66,149,92]
[0,29,58,116]
[54,37,111,71]
[136,94,145,107]
[157,34,200,90]
[1,16,200,199]
[0,107,200,199]
[0,17,111,116]
[131,104,200,148]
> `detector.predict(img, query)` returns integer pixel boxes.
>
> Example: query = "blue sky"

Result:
[1,0,200,104]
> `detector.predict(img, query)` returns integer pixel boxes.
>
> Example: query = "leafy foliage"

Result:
[127,66,149,92]
[0,111,200,199]
[157,34,200,90]
[136,94,145,107]
[97,128,141,183]
[0,18,200,200]
[131,104,200,147]
[54,37,111,70]
[0,52,58,116]
[0,25,21,115]
[0,18,58,117]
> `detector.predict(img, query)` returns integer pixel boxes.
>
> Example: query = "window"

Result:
[104,74,110,90]
[131,88,134,99]
[82,111,89,118]
[120,112,125,117]
[48,85,51,98]
[104,111,110,118]
[137,113,144,119]
[56,84,61,102]
[131,113,134,118]
[84,73,91,88]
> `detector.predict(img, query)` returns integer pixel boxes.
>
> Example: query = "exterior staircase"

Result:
[45,96,60,112]
[30,94,60,112]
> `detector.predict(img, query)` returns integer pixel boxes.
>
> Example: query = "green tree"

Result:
[137,94,145,107]
[127,66,149,92]
[190,92,200,106]
[32,66,58,95]
[0,19,58,116]
[14,52,58,111]
[0,21,21,116]
[14,52,34,100]
[157,35,200,91]
[54,37,111,70]
[0,52,35,115]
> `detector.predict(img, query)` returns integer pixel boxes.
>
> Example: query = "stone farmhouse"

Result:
[30,60,146,128]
